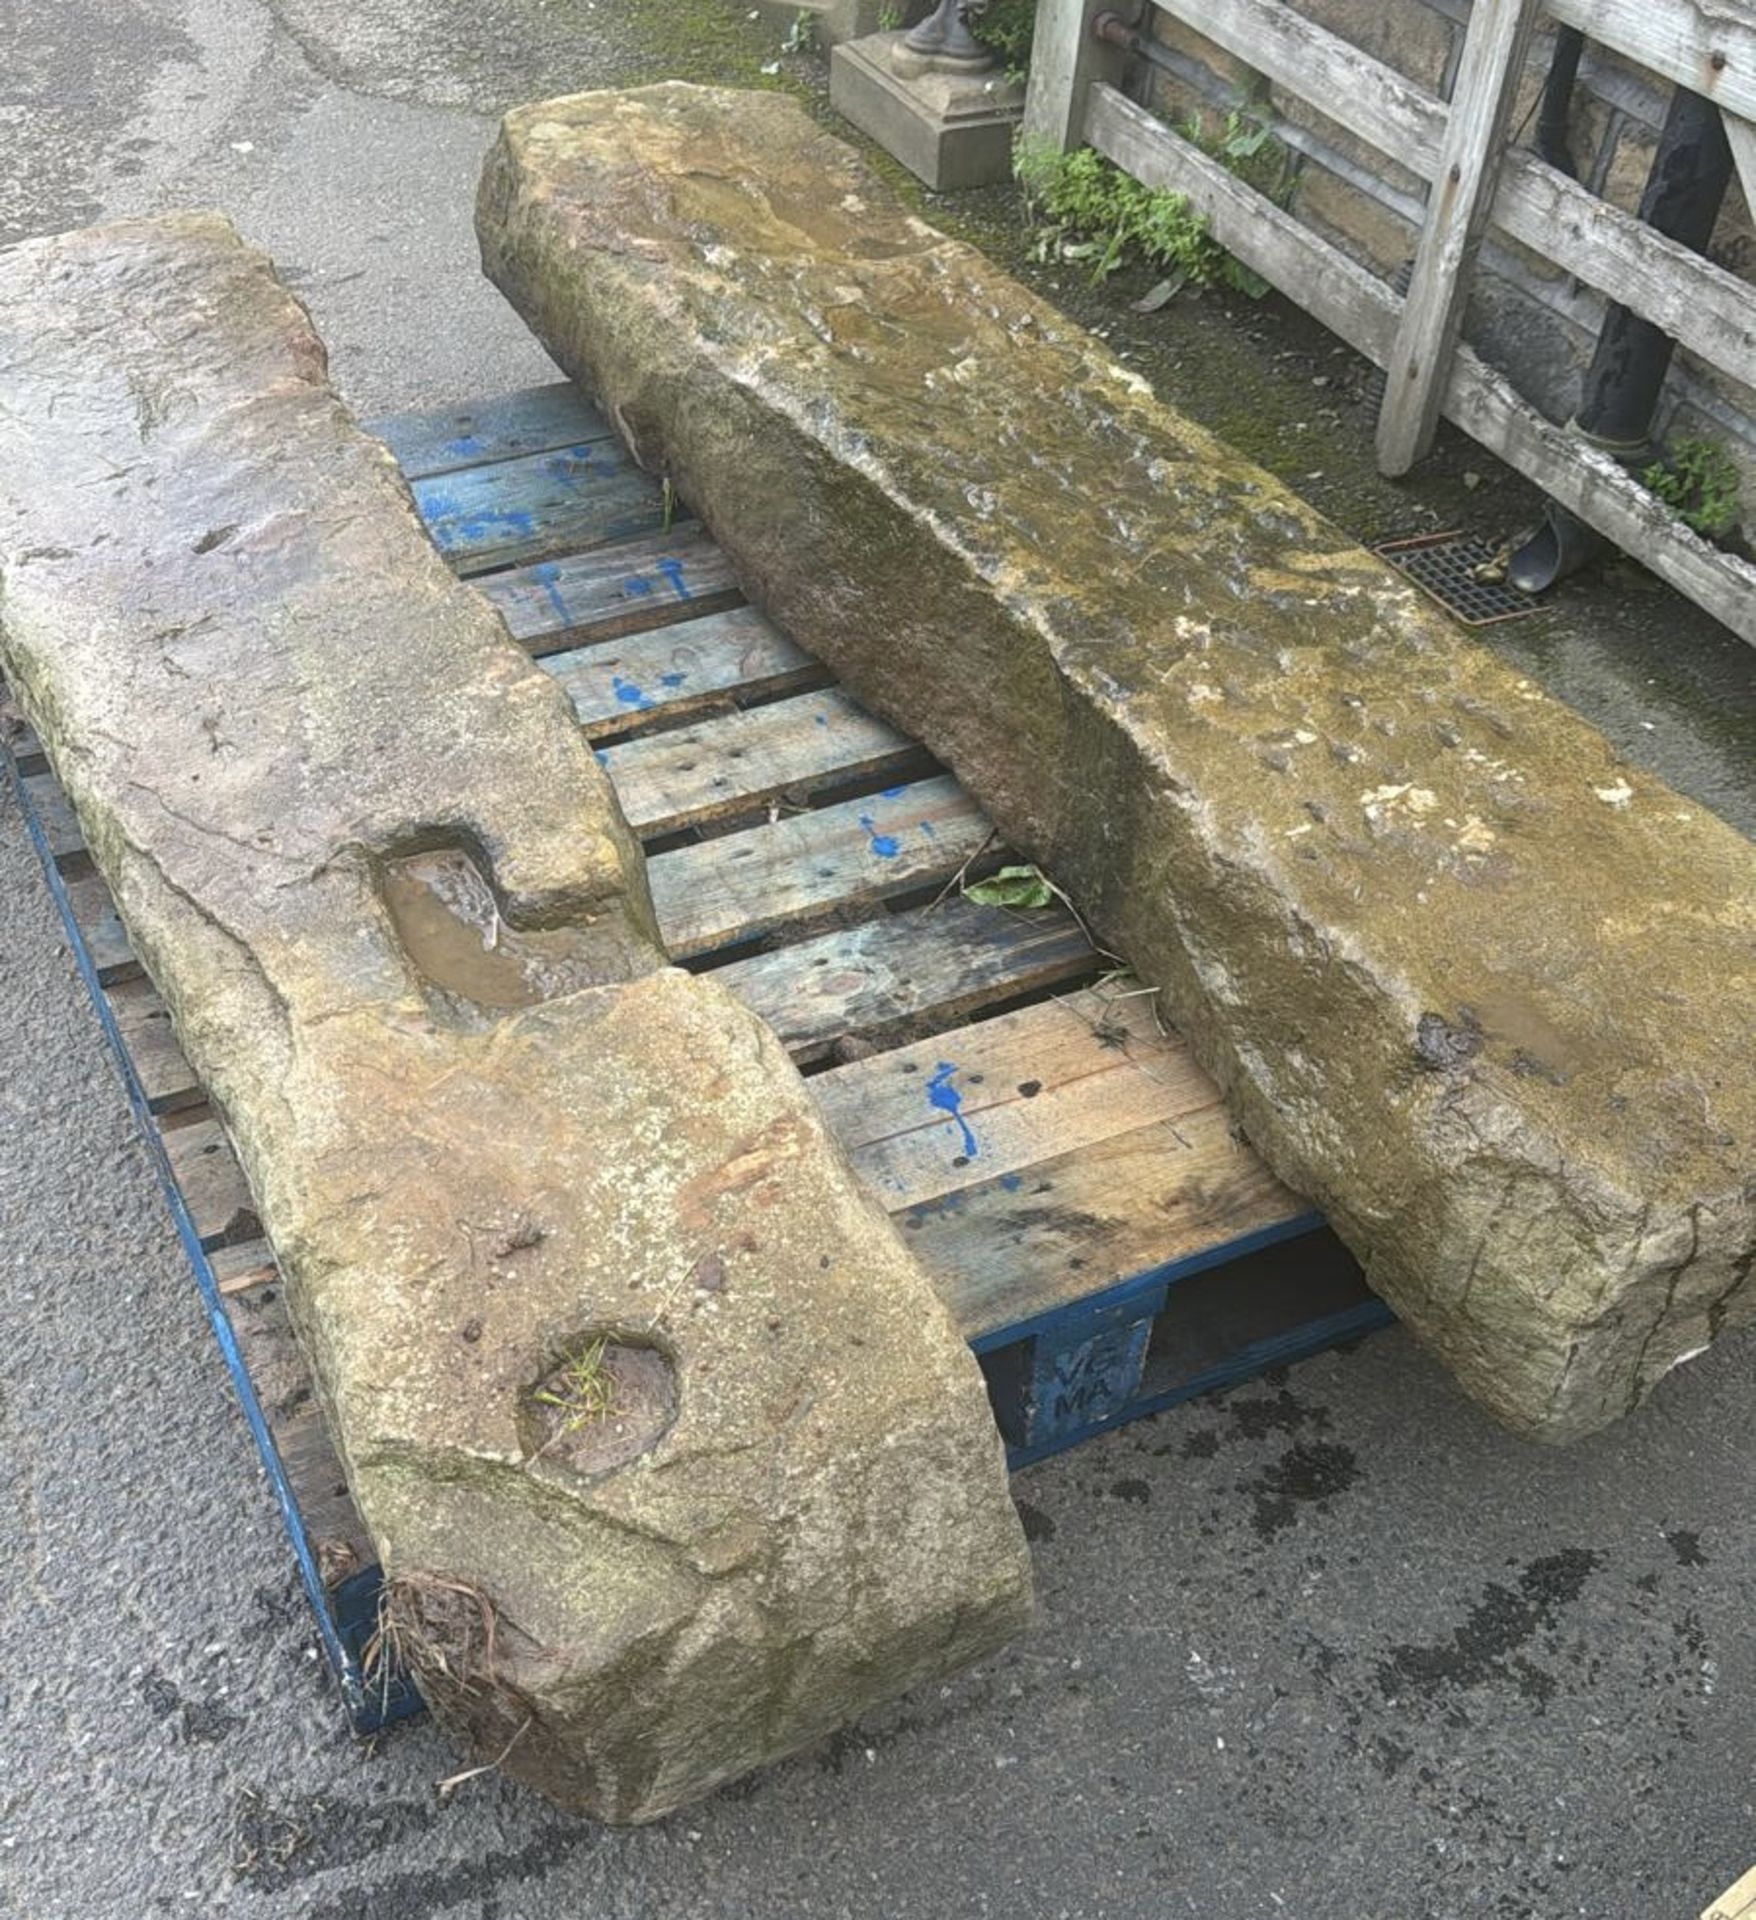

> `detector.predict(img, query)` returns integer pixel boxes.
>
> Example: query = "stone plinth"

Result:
[831,30,1024,190]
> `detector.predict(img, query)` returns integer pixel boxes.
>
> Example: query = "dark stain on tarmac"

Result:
[1665,1527,1708,1566]
[1244,1441,1360,1539]
[137,1667,241,1746]
[1227,1388,1332,1441]
[1015,1499,1056,1543]
[229,1785,450,1894]
[299,1825,581,1920]
[1374,1549,1602,1706]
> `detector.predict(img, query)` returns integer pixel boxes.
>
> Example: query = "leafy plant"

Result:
[1642,435,1743,541]
[964,864,1055,908]
[1013,115,1286,296]
[876,1,903,25]
[967,0,1035,81]
[781,8,817,53]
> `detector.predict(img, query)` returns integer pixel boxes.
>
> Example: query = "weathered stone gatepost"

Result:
[0,210,1033,1822]
[477,84,1756,1443]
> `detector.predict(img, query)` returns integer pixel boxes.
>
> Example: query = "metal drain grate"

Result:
[1373,529,1541,627]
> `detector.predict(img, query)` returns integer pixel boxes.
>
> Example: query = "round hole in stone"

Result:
[520,1335,677,1476]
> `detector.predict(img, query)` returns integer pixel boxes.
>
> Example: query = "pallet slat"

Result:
[712,894,1095,1064]
[812,988,1204,1211]
[368,381,610,480]
[3,713,47,773]
[478,525,742,651]
[546,606,821,738]
[901,1112,1310,1345]
[410,440,665,576]
[21,772,83,862]
[602,689,923,835]
[64,873,137,983]
[161,1115,260,1249]
[226,1287,374,1568]
[212,1237,279,1297]
[108,976,204,1113]
[649,776,992,958]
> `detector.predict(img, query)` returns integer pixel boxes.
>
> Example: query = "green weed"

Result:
[533,1334,618,1433]
[968,0,1036,82]
[1642,435,1743,541]
[1013,113,1287,296]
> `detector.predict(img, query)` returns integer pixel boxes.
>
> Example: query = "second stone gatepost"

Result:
[477,83,1756,1444]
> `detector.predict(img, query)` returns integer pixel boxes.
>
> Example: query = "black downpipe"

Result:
[1533,26,1585,177]
[1509,83,1736,592]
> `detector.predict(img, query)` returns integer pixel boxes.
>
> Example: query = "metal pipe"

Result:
[1511,82,1736,592]
[1533,25,1584,177]
[1575,85,1734,454]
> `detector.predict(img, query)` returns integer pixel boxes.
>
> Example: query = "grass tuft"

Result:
[532,1334,619,1434]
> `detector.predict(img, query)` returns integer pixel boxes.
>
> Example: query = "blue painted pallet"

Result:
[2,378,1394,1734]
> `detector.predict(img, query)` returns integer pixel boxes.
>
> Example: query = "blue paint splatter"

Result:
[417,485,461,522]
[880,784,908,799]
[427,498,538,550]
[529,560,571,627]
[622,575,655,599]
[814,713,830,728]
[658,671,687,689]
[999,1172,1023,1192]
[919,819,937,838]
[655,556,692,600]
[927,1062,979,1160]
[611,676,655,711]
[441,433,484,459]
[857,813,900,858]
[544,444,597,482]
[904,1191,967,1231]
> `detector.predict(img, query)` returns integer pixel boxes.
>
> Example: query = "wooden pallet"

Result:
[1,380,1392,1731]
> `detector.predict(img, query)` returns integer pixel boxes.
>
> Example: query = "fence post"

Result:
[1375,0,1541,476]
[1725,111,1756,218]
[1022,0,1129,153]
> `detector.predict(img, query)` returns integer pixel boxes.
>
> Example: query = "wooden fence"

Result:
[1023,0,1756,647]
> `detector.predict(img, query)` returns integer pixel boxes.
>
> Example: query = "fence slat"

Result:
[1085,82,1396,361]
[1375,0,1542,475]
[1083,82,1756,647]
[1160,0,1446,173]
[1727,110,1756,219]
[1547,0,1756,129]
[1151,0,1756,405]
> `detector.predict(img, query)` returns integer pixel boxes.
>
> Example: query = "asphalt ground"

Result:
[3,4,1754,1916]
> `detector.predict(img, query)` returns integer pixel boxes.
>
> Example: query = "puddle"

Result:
[1468,984,1582,1083]
[381,847,612,1012]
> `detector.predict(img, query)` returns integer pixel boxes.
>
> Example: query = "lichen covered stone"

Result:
[0,210,1030,1819]
[478,85,1756,1440]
